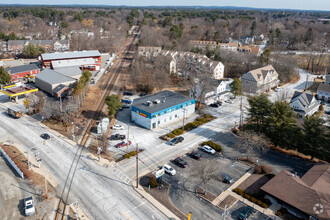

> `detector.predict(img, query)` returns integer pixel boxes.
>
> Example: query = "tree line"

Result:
[244,94,330,162]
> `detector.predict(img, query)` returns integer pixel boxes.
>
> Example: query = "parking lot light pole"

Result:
[182,108,187,132]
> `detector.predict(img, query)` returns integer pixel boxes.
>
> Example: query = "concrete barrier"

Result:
[0,146,24,179]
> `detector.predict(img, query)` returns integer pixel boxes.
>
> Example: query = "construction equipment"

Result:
[24,74,35,83]
[7,106,23,118]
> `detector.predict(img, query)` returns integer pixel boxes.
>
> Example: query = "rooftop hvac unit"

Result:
[146,101,153,106]
[153,99,161,104]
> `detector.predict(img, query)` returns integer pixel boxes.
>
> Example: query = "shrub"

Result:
[124,154,131,159]
[233,188,240,193]
[251,197,257,203]
[261,165,273,175]
[172,129,183,135]
[238,189,244,195]
[279,208,288,214]
[257,200,263,205]
[197,117,208,123]
[254,165,262,174]
[184,122,197,131]
[204,114,212,118]
[264,199,271,206]
[149,176,158,188]
[246,157,254,163]
[129,151,137,156]
[261,203,269,208]
[266,173,275,179]
[244,194,251,199]
[193,121,203,126]
[276,211,282,216]
[167,133,175,138]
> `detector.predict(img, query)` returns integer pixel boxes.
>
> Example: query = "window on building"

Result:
[170,116,172,120]
[181,105,183,108]
[186,103,188,106]
[176,107,178,110]
[164,111,167,114]
[158,113,160,116]
[158,121,160,125]
[175,114,178,118]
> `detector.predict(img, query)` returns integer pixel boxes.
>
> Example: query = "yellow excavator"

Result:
[24,74,35,83]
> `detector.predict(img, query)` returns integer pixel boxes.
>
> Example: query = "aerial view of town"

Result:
[0,0,329,220]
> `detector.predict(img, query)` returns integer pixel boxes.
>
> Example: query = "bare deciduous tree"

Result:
[234,131,270,159]
[191,160,217,195]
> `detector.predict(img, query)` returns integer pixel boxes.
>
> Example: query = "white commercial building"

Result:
[131,90,196,130]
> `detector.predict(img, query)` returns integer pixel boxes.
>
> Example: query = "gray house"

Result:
[290,91,320,118]
[35,67,81,97]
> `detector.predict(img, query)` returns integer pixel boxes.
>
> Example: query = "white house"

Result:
[290,91,320,118]
[317,83,330,103]
[190,78,233,105]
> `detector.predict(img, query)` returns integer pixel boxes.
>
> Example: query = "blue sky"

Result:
[0,0,329,11]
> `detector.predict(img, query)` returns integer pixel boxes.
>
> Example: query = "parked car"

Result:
[225,99,233,104]
[238,207,253,220]
[222,174,234,183]
[112,124,124,130]
[173,157,188,168]
[24,196,35,216]
[189,151,203,160]
[123,91,134,96]
[162,164,176,175]
[116,141,132,148]
[275,87,282,92]
[169,136,184,145]
[109,134,126,140]
[210,103,220,108]
[40,133,50,140]
[122,104,131,108]
[139,92,147,97]
[121,98,132,104]
[325,110,330,115]
[201,145,216,155]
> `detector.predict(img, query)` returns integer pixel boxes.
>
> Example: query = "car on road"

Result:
[109,134,126,140]
[112,124,124,130]
[123,91,134,96]
[116,141,132,148]
[201,145,216,155]
[274,87,282,92]
[162,164,176,175]
[24,196,35,216]
[209,103,220,108]
[169,136,184,145]
[173,157,188,168]
[222,174,234,183]
[238,207,253,220]
[225,99,233,104]
[189,151,203,160]
[139,92,147,97]
[40,133,50,140]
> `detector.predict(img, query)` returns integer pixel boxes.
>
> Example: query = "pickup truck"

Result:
[24,196,35,216]
[109,134,126,140]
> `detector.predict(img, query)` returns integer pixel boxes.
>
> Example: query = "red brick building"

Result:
[40,50,101,71]
[6,64,40,82]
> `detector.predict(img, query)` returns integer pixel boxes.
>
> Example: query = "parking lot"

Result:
[160,146,251,220]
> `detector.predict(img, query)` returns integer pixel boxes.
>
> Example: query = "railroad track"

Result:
[54,26,140,220]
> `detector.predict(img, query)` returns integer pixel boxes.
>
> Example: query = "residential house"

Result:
[237,45,261,56]
[218,42,240,51]
[290,91,320,117]
[190,78,233,105]
[7,40,70,53]
[189,40,218,50]
[238,36,255,45]
[325,74,330,85]
[261,163,330,220]
[316,83,330,103]
[241,65,279,94]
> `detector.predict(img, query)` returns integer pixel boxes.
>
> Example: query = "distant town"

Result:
[0,5,329,220]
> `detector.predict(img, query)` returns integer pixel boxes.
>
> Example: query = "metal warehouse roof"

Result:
[51,58,96,69]
[36,68,81,85]
[6,63,40,75]
[41,50,101,60]
[132,90,194,114]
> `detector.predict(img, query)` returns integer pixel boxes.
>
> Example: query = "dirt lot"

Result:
[140,174,187,220]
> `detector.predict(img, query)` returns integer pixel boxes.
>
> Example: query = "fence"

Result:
[92,53,116,84]
[0,146,24,179]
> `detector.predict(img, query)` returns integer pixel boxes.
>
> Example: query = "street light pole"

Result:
[27,147,36,170]
[182,108,187,132]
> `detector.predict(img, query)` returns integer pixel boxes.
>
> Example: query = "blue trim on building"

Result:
[131,99,195,119]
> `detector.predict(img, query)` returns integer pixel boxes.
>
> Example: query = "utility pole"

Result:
[182,108,187,132]
[27,147,36,170]
[126,125,130,153]
[304,74,309,90]
[136,144,139,188]
[239,95,243,128]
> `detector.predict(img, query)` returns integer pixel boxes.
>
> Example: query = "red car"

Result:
[116,141,132,148]
[189,151,203,160]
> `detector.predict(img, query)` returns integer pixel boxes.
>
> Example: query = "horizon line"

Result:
[0,3,329,12]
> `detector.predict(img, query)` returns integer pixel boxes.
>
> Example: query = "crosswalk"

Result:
[109,163,133,186]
